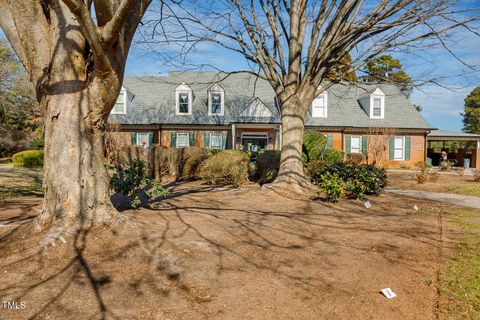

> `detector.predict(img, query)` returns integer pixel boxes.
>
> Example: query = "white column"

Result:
[231,124,236,150]
[278,124,282,151]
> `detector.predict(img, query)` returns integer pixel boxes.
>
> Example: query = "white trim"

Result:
[231,124,236,150]
[175,83,193,115]
[176,132,190,147]
[209,132,223,149]
[208,84,225,116]
[136,132,150,147]
[240,98,274,117]
[241,132,268,138]
[208,89,225,116]
[350,136,362,153]
[369,87,385,119]
[311,91,328,118]
[393,136,405,161]
[111,88,127,114]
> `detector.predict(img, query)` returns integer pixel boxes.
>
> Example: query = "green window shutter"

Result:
[148,132,154,145]
[346,135,351,154]
[189,132,195,147]
[171,132,176,148]
[222,131,228,149]
[131,132,137,145]
[326,134,333,149]
[362,136,369,156]
[389,137,395,160]
[204,132,210,148]
[405,136,411,160]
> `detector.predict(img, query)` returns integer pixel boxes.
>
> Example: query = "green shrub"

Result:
[323,149,344,164]
[12,150,44,168]
[255,150,281,184]
[181,148,213,180]
[319,172,344,202]
[110,160,169,208]
[199,150,250,187]
[345,179,367,200]
[307,162,388,200]
[29,135,44,150]
[302,130,327,163]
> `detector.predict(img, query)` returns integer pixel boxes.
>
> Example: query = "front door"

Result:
[241,133,268,152]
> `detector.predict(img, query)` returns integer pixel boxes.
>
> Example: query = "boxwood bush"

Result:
[12,150,44,168]
[199,150,250,187]
[306,161,388,200]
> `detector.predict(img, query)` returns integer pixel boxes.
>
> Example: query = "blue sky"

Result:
[2,2,479,132]
[126,31,479,132]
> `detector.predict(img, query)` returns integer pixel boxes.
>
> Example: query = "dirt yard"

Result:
[1,179,475,320]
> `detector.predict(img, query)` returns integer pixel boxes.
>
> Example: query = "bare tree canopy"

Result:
[148,0,479,190]
[0,0,153,238]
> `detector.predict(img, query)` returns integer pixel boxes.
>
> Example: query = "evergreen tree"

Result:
[462,87,480,134]
[361,54,412,96]
[0,40,40,156]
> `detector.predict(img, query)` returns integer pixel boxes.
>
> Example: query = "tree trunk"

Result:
[271,96,312,192]
[35,88,119,234]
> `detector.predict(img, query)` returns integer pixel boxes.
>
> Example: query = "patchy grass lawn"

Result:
[447,184,480,197]
[0,163,43,197]
[388,170,479,196]
[439,208,480,320]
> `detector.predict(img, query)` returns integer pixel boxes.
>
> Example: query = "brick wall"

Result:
[161,128,232,149]
[317,130,426,167]
[472,148,480,168]
[320,131,344,150]
[106,129,160,148]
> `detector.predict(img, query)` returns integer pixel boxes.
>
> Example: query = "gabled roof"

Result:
[108,71,433,130]
[240,98,274,117]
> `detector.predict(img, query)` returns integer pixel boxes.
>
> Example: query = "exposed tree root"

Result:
[263,175,317,200]
[34,207,133,249]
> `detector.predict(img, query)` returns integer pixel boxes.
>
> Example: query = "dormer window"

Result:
[369,88,385,119]
[111,88,127,114]
[312,92,328,118]
[175,83,193,115]
[372,98,382,117]
[208,83,224,116]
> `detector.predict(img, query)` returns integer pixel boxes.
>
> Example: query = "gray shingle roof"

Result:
[109,71,433,130]
[428,130,480,139]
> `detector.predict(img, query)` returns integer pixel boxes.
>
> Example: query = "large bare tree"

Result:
[154,0,479,191]
[0,0,153,236]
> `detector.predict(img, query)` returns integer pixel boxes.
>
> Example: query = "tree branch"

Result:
[61,0,112,73]
[101,0,138,48]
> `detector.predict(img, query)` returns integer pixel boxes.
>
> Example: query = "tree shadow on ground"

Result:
[0,181,460,319]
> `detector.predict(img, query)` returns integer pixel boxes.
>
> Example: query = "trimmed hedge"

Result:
[12,150,44,168]
[181,148,213,180]
[199,150,250,187]
[307,161,388,200]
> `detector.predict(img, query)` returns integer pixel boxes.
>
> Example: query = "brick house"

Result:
[108,71,435,167]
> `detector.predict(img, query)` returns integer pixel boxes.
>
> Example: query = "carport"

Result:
[427,130,480,168]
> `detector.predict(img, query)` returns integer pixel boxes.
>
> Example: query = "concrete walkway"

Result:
[386,188,480,209]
